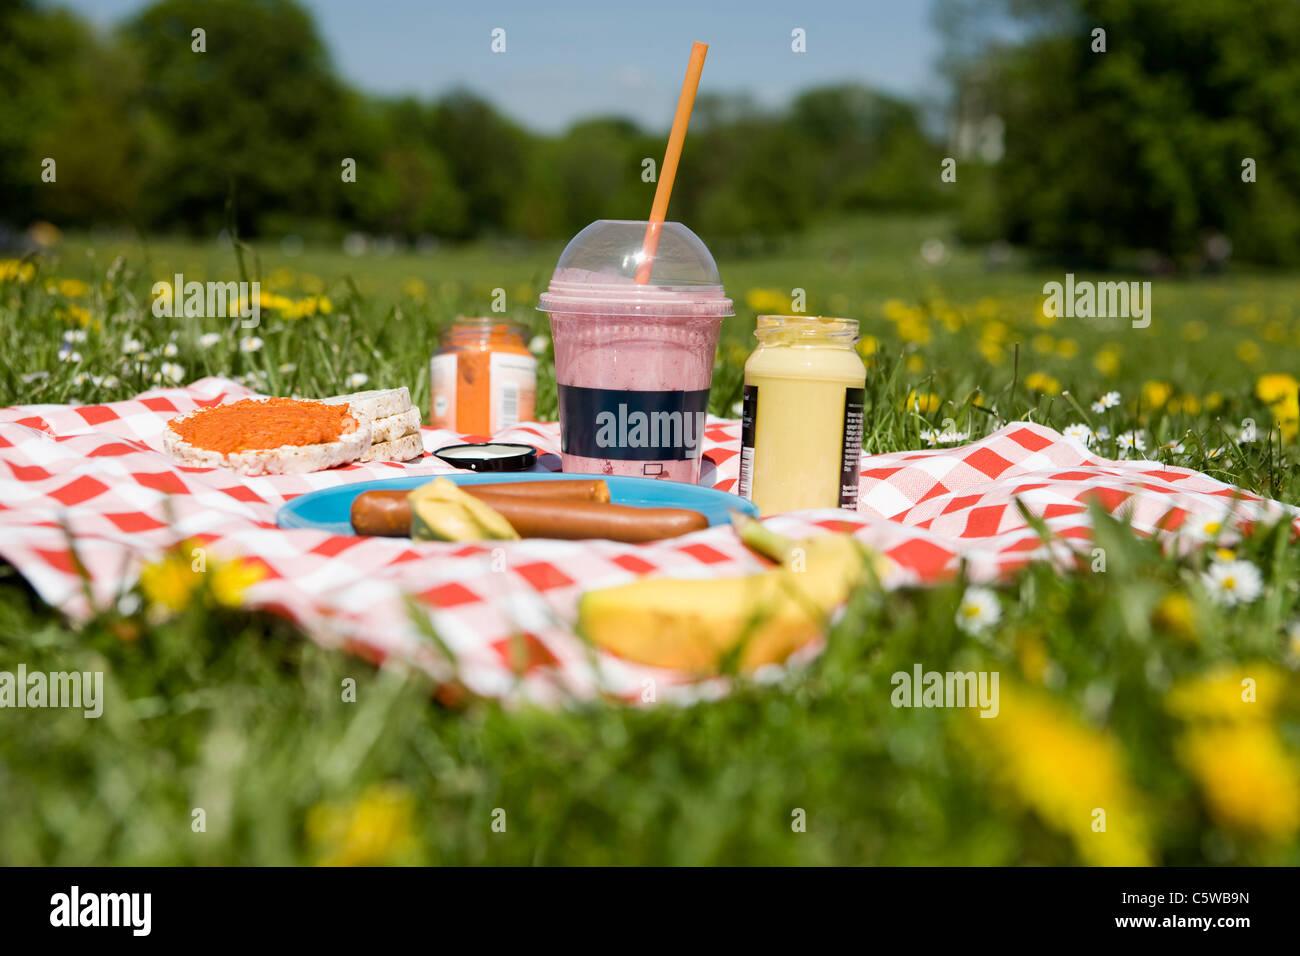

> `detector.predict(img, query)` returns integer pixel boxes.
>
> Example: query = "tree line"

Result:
[0,0,946,243]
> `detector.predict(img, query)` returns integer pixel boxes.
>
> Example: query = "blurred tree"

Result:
[0,0,144,229]
[430,90,533,238]
[947,0,1300,265]
[124,0,357,236]
[0,1,952,243]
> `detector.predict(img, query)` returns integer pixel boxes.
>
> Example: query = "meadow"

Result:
[1,215,1298,865]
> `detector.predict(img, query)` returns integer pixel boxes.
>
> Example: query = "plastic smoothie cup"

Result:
[538,220,733,484]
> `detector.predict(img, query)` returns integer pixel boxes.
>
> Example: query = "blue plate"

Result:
[276,472,758,536]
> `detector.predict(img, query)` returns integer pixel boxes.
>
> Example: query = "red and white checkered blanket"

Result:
[1,378,1295,703]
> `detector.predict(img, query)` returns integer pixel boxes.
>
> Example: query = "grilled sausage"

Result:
[350,487,705,541]
[471,493,707,542]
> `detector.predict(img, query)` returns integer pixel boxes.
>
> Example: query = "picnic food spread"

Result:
[139,41,891,676]
[33,39,911,685]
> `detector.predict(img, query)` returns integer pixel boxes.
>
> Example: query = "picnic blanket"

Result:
[1,377,1295,704]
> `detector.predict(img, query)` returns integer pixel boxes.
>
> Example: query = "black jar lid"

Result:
[433,442,538,472]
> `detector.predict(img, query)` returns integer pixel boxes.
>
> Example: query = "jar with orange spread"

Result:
[429,318,537,436]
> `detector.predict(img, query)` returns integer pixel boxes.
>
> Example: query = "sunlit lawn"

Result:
[1,215,1297,865]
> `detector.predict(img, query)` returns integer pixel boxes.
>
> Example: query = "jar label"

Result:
[737,384,758,500]
[739,383,864,509]
[558,385,709,460]
[839,387,865,509]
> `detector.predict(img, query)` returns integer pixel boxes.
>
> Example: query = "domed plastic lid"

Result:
[537,220,733,317]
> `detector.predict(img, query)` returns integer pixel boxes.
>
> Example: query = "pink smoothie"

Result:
[541,267,730,483]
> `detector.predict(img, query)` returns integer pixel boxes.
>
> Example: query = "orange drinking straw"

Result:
[635,41,709,284]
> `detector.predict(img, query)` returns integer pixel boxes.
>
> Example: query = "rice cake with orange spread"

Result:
[163,398,370,475]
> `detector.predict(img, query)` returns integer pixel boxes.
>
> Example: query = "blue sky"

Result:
[60,0,945,132]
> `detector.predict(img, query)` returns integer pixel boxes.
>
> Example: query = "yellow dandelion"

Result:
[1179,724,1300,839]
[856,334,878,358]
[57,278,89,298]
[1150,592,1197,642]
[1055,338,1079,358]
[745,288,789,313]
[60,304,91,327]
[1165,663,1284,721]
[209,558,266,607]
[1235,340,1262,364]
[982,319,1009,343]
[306,783,419,867]
[138,551,201,614]
[1016,632,1051,683]
[401,277,428,300]
[1166,394,1201,415]
[970,681,1152,865]
[978,339,1005,365]
[267,267,295,291]
[1263,320,1287,344]
[903,390,942,414]
[1256,373,1299,406]
[1255,375,1299,442]
[896,313,932,345]
[0,260,36,283]
[1093,345,1121,377]
[1140,380,1172,411]
[1024,372,1060,394]
[882,298,912,323]
[1230,304,1263,326]
[906,354,925,373]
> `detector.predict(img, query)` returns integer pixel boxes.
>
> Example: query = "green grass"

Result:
[1,215,1298,865]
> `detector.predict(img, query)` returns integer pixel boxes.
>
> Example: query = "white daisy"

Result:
[162,342,179,357]
[73,373,90,387]
[1239,420,1257,443]
[1091,391,1121,413]
[239,336,264,353]
[1116,430,1147,457]
[279,362,297,374]
[1161,440,1186,455]
[344,372,369,388]
[100,375,119,389]
[920,428,970,446]
[1063,423,1094,447]
[731,400,743,415]
[58,344,82,363]
[158,362,185,384]
[199,332,222,348]
[956,586,1001,635]
[62,329,87,344]
[1202,559,1263,607]
[528,334,549,356]
[1095,425,1111,441]
[122,337,143,355]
